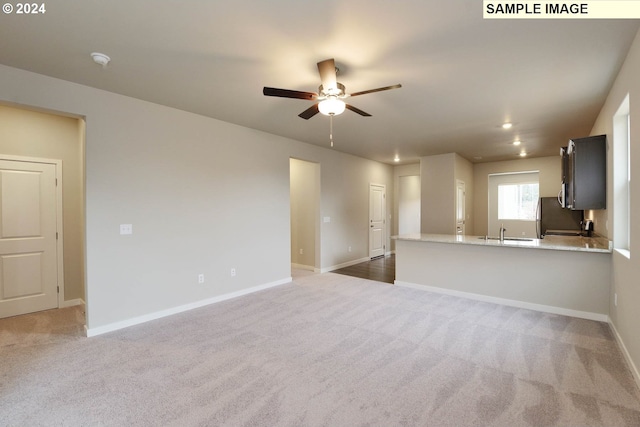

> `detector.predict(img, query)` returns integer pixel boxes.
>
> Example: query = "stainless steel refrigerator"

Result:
[536,197,583,238]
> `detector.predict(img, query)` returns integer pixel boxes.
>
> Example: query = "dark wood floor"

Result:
[332,255,395,284]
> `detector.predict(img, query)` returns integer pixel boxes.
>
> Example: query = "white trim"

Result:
[394,280,608,322]
[369,182,387,259]
[320,257,370,273]
[0,153,61,165]
[85,277,292,337]
[291,263,315,272]
[54,162,65,307]
[614,248,631,259]
[608,319,640,391]
[60,298,85,308]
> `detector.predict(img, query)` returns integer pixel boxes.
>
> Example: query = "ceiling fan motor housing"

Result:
[319,82,346,98]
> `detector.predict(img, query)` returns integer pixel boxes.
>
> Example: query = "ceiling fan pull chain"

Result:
[330,114,334,147]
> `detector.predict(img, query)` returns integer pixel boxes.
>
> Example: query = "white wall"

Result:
[0,64,393,331]
[398,176,421,235]
[420,153,456,234]
[589,28,640,384]
[420,153,474,235]
[312,152,393,268]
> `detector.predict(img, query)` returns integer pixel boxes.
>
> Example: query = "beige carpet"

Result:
[1,270,640,426]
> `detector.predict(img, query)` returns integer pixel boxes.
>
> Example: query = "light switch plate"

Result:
[120,224,133,235]
[323,216,331,223]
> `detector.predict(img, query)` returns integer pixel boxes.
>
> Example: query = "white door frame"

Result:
[369,183,386,258]
[456,179,466,235]
[0,154,65,308]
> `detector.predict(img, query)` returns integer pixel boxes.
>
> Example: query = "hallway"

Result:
[332,255,395,284]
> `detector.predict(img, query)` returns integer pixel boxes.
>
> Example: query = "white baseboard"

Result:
[85,277,292,337]
[60,298,85,308]
[394,280,608,322]
[608,319,640,391]
[291,263,315,272]
[321,257,370,273]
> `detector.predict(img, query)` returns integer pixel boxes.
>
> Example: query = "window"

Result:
[613,94,630,254]
[488,171,540,236]
[498,182,539,220]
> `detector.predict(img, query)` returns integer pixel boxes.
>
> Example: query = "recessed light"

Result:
[513,140,521,146]
[519,151,527,157]
[394,155,400,162]
[90,52,111,67]
[502,122,513,129]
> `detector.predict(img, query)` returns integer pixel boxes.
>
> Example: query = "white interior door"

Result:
[369,184,386,258]
[0,160,58,319]
[456,180,466,235]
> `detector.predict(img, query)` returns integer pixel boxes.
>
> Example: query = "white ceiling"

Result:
[1,1,638,164]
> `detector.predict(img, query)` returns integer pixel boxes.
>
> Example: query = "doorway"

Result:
[369,183,386,258]
[0,104,85,317]
[0,157,63,318]
[456,179,466,235]
[290,158,320,271]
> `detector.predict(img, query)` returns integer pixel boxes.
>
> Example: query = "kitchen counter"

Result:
[393,233,612,321]
[393,233,612,253]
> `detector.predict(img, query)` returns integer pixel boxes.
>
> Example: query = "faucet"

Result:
[499,223,506,242]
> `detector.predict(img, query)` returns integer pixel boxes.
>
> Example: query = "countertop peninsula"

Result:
[393,233,612,320]
[393,233,612,253]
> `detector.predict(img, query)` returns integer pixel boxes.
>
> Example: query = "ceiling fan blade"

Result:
[345,104,372,117]
[349,84,402,97]
[299,104,320,120]
[263,87,317,100]
[317,59,337,92]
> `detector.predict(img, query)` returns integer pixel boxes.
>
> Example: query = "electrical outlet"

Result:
[230,268,236,277]
[299,248,304,255]
[120,224,133,235]
[348,246,352,252]
[614,293,618,307]
[198,274,205,284]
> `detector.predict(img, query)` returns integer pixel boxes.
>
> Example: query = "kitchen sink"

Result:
[478,236,534,242]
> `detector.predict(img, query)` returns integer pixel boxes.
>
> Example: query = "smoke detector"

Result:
[90,52,111,67]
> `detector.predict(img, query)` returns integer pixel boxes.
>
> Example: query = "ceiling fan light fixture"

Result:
[318,97,346,116]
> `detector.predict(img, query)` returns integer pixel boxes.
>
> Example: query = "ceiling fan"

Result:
[263,58,402,120]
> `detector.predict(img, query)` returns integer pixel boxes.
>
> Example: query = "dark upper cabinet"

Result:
[564,135,607,210]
